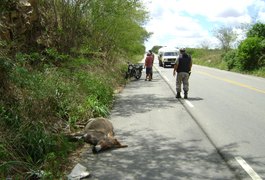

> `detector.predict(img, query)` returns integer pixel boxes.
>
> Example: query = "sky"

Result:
[142,0,265,50]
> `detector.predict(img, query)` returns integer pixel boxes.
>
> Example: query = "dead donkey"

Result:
[72,117,127,153]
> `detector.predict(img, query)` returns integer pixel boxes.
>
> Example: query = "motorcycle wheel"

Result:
[135,72,142,79]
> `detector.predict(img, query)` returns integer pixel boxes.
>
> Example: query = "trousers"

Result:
[176,72,189,92]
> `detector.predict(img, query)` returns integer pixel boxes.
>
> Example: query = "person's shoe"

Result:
[176,92,181,98]
[184,91,188,99]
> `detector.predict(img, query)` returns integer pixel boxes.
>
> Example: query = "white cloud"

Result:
[142,0,265,50]
[258,12,265,22]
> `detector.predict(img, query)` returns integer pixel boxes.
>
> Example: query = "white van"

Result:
[158,47,179,67]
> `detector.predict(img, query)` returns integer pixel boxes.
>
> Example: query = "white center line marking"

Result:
[235,156,262,180]
[185,100,194,108]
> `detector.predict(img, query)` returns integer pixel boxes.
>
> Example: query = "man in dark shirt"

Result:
[173,48,192,99]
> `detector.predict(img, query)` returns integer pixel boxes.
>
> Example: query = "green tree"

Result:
[222,49,238,70]
[235,23,265,71]
[151,45,163,54]
[213,26,237,51]
[236,37,263,70]
[247,23,265,38]
[84,0,149,61]
[37,0,92,53]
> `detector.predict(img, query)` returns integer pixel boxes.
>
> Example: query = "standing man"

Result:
[149,50,154,80]
[144,52,153,81]
[173,48,192,99]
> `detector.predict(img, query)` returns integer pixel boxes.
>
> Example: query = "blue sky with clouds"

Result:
[142,0,265,50]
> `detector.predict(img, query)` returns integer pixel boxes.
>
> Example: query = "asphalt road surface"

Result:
[155,57,265,180]
[71,55,265,179]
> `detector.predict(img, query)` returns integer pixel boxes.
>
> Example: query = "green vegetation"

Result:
[0,49,132,179]
[188,47,265,77]
[186,48,226,69]
[1,0,264,178]
[0,0,149,179]
[186,23,265,78]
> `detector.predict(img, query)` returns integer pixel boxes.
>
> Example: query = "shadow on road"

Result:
[186,97,204,101]
[80,130,237,180]
[111,93,176,117]
[79,130,265,180]
[112,72,177,117]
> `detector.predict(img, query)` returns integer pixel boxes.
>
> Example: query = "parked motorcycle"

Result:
[125,62,143,80]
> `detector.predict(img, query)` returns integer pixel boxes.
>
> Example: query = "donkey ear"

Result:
[120,144,128,148]
[117,144,128,148]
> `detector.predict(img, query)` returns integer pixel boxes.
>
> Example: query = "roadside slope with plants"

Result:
[0,0,150,179]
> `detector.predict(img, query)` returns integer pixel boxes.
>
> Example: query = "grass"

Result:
[188,48,265,78]
[0,50,134,179]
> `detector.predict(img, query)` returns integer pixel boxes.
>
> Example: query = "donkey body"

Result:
[82,117,127,153]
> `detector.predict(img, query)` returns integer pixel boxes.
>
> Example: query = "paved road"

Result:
[155,56,265,180]
[76,59,239,179]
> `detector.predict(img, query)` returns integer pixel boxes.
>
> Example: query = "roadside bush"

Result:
[188,48,224,69]
[86,95,110,117]
[0,121,73,179]
[0,50,119,178]
[222,49,238,70]
[186,48,205,58]
[0,105,19,166]
[15,49,70,68]
[44,48,70,65]
[0,57,12,88]
[0,41,13,98]
[258,39,265,67]
[0,68,75,178]
[247,23,265,38]
[72,71,114,117]
[236,37,263,70]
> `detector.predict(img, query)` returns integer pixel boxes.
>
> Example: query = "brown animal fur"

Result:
[82,117,127,153]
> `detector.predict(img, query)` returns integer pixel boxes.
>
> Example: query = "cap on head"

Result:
[180,48,186,52]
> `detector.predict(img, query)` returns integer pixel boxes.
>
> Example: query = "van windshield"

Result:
[164,52,177,56]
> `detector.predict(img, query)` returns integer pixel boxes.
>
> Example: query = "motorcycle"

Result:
[125,62,143,80]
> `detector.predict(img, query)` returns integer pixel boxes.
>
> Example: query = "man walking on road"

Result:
[173,48,192,99]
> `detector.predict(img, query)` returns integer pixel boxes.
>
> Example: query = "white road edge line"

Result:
[163,76,170,82]
[156,68,161,74]
[184,100,194,108]
[235,156,262,180]
[158,67,194,108]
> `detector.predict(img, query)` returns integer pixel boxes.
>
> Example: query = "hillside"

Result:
[0,0,148,178]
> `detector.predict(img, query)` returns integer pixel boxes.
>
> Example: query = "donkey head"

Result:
[92,133,128,153]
